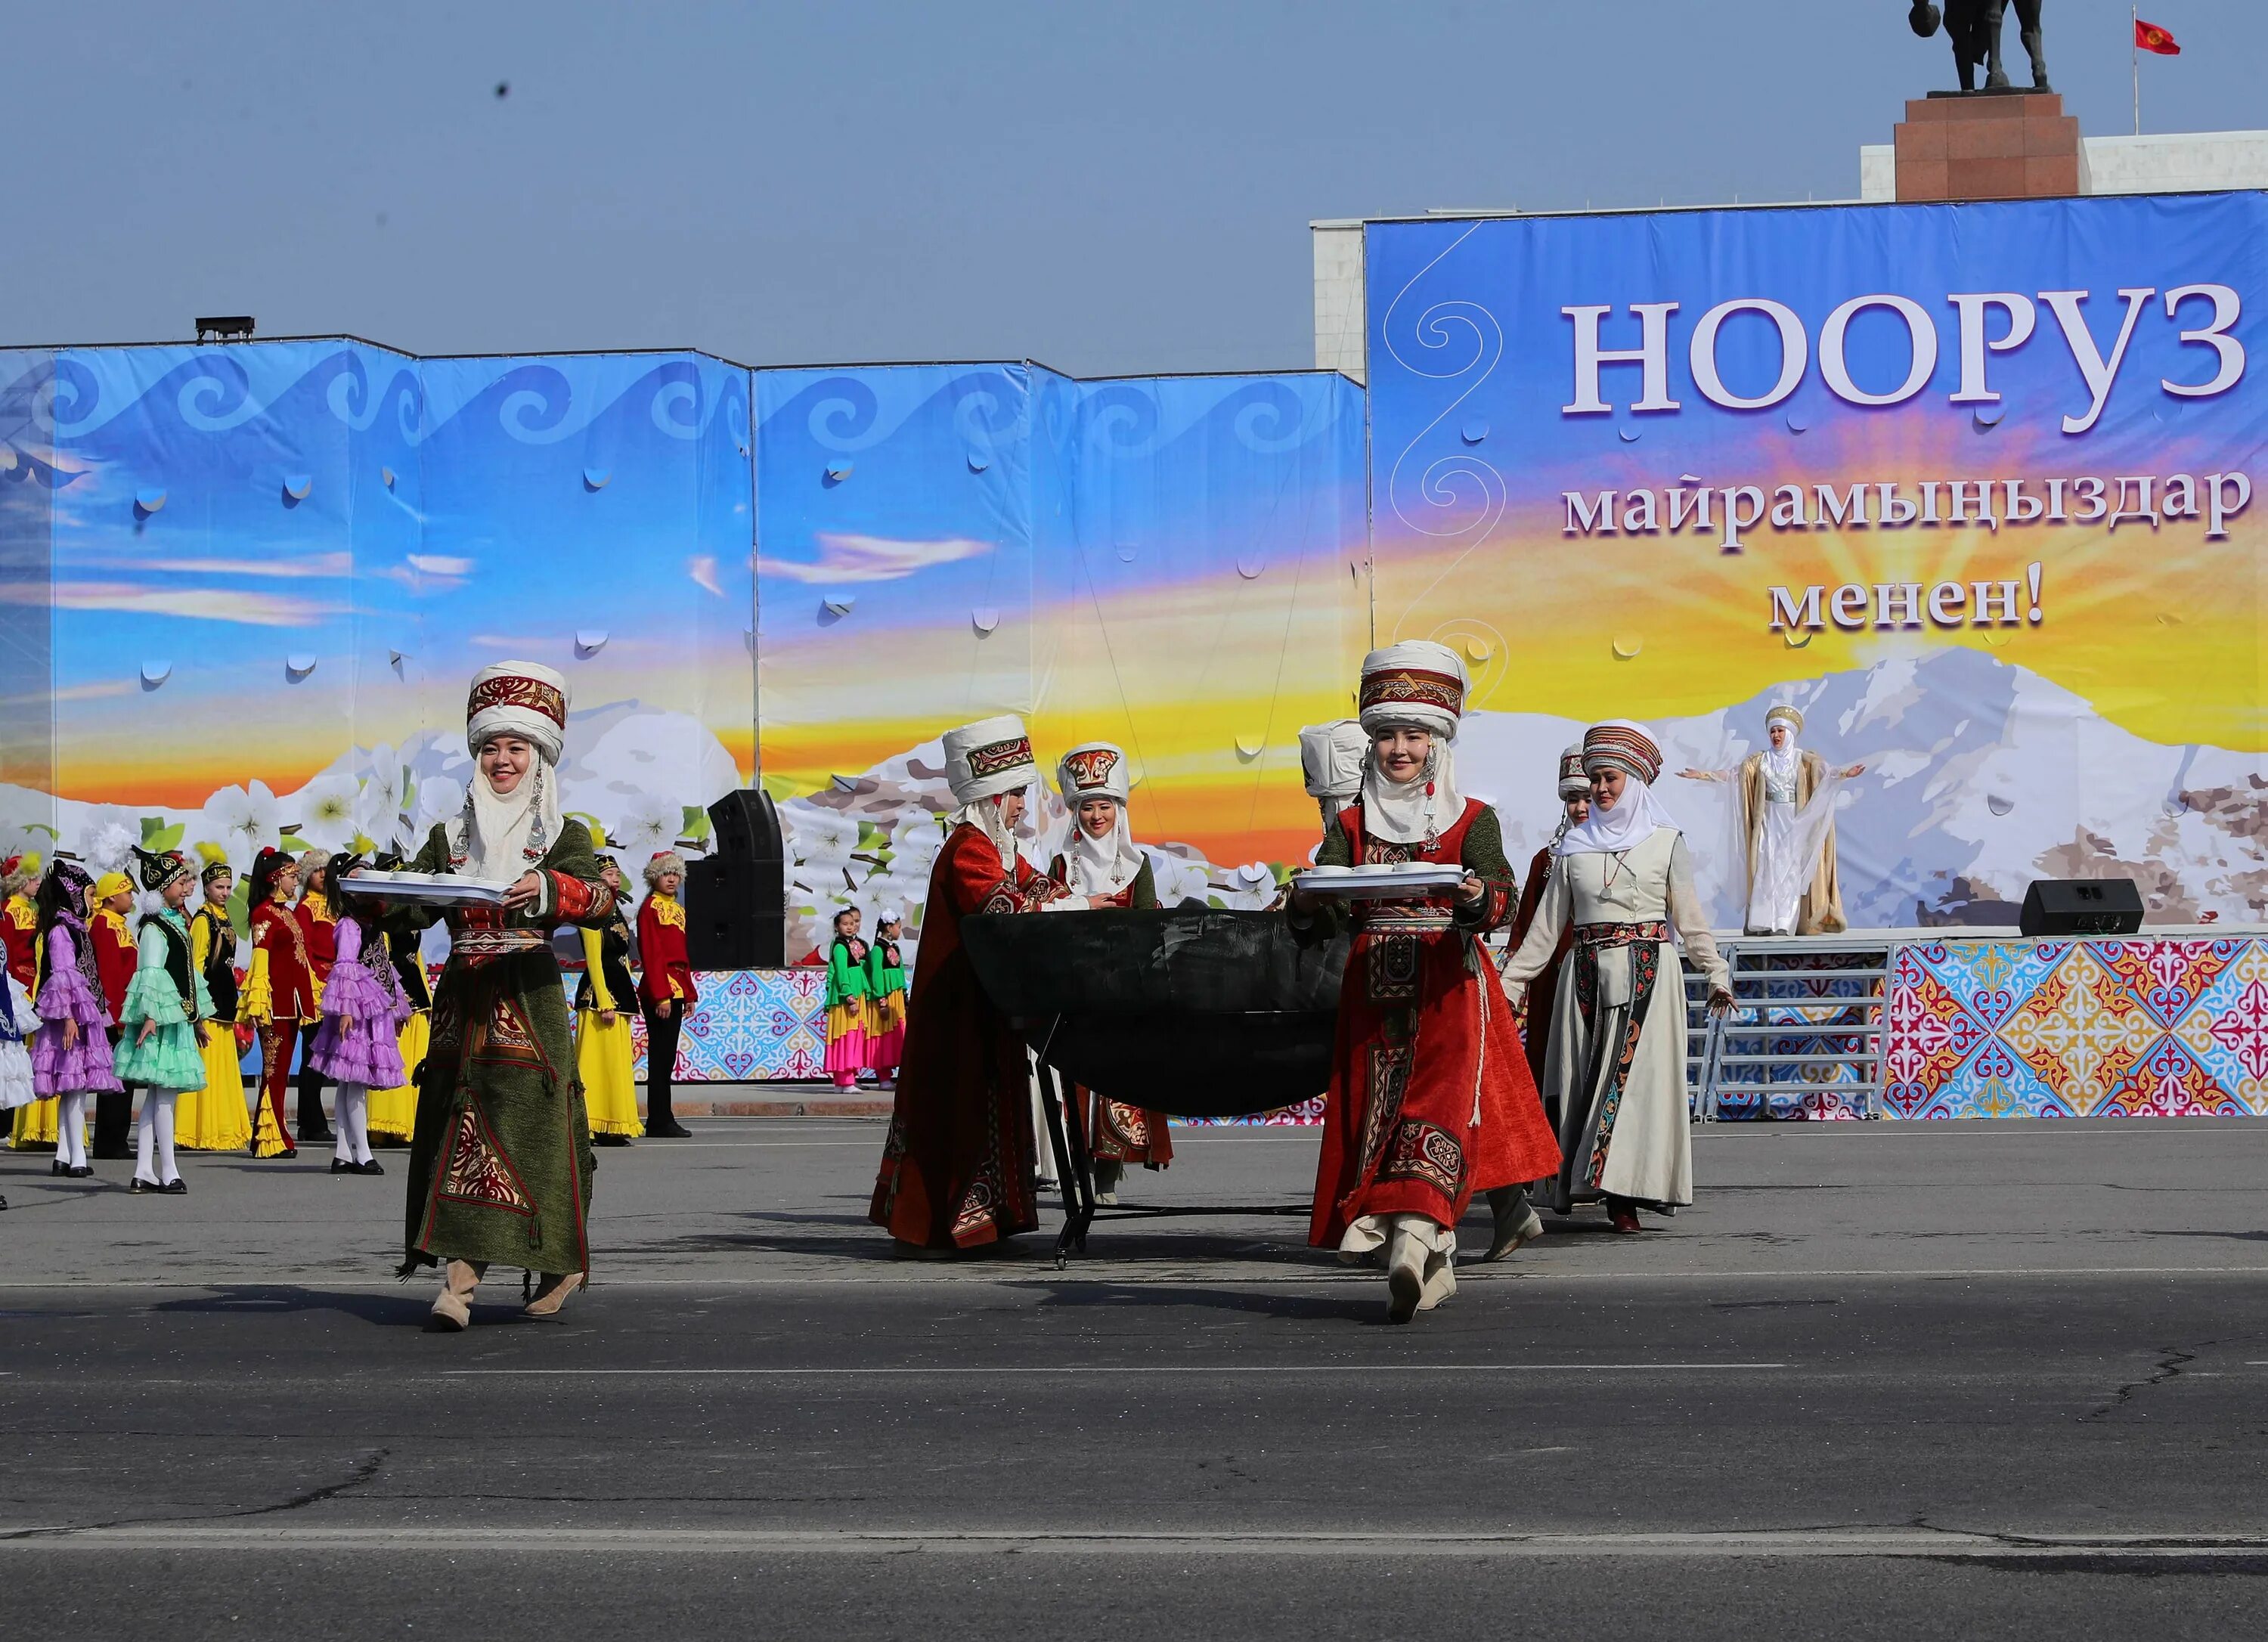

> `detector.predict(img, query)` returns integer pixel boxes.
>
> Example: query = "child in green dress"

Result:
[113,848,212,1195]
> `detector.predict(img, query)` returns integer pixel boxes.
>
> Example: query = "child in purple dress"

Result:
[31,859,122,1179]
[307,870,410,1177]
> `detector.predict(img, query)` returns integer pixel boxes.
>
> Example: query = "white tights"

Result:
[333,1083,373,1166]
[55,1090,90,1170]
[135,1088,181,1186]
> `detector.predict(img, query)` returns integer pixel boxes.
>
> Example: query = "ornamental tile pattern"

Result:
[609,968,829,1083]
[1883,937,2268,1117]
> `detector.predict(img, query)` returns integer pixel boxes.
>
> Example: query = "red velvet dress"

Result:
[870,823,1066,1250]
[91,909,137,1025]
[1300,798,1560,1247]
[1509,844,1575,1095]
[248,899,315,1147]
[3,894,37,992]
[295,894,339,994]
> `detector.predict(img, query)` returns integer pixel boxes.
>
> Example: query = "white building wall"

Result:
[1311,220,1366,384]
[1861,129,2268,201]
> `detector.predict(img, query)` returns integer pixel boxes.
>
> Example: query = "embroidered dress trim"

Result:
[966,736,1035,780]
[451,927,551,962]
[466,674,567,729]
[1380,1117,1467,1200]
[1059,745,1120,790]
[1358,666,1462,717]
[1569,920,1668,1190]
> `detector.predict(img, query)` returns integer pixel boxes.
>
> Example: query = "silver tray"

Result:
[339,869,514,908]
[1290,863,1466,900]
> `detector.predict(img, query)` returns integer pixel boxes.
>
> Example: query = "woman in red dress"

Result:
[240,848,309,1158]
[635,851,696,1139]
[292,849,339,1145]
[870,714,1070,1254]
[1287,642,1560,1322]
[1507,744,1591,1110]
[1045,741,1171,1204]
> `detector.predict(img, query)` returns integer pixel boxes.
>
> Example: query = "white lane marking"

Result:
[2,1264,2266,1293]
[436,1363,1786,1376]
[9,1526,2266,1559]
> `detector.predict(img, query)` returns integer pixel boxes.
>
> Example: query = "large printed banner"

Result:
[755,365,1366,955]
[0,344,755,887]
[1367,193,2267,926]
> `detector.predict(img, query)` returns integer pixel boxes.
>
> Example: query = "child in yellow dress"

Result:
[177,860,252,1151]
[575,847,641,1145]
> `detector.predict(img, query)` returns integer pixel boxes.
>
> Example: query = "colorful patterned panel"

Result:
[1884,936,2268,1118]
[622,968,829,1083]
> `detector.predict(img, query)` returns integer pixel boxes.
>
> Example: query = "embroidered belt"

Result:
[1573,919,1668,950]
[451,928,551,960]
[1357,902,1457,935]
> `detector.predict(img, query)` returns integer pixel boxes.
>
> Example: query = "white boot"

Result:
[1483,1186,1545,1263]
[1417,1241,1458,1312]
[1385,1222,1427,1324]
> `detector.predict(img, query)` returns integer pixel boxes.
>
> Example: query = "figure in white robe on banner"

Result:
[1677,704,1862,936]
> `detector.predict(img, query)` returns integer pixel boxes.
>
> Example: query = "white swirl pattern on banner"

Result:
[1380,222,1506,633]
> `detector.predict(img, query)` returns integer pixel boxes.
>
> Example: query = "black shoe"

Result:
[50,1160,67,1177]
[356,1160,386,1176]
[330,1159,357,1174]
[67,1165,94,1179]
[644,1120,692,1139]
[163,1179,187,1195]
[593,1133,632,1148]
[91,1147,132,1161]
[300,1127,335,1145]
[128,1177,152,1194]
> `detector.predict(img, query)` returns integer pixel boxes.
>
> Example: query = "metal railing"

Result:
[1687,934,1894,1120]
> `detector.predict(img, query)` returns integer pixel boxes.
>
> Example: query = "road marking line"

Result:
[436,1362,1786,1377]
[3,1264,2266,1293]
[8,1526,2266,1559]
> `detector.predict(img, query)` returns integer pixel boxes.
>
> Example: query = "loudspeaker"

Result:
[2019,878,2144,937]
[707,787,784,863]
[683,789,786,968]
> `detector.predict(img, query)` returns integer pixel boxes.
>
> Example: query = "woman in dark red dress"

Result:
[1288,642,1560,1322]
[1507,744,1591,1108]
[870,715,1070,1254]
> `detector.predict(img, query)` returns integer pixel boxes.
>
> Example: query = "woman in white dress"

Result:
[1501,720,1732,1232]
[1676,704,1862,936]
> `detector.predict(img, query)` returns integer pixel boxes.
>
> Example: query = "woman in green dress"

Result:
[364,661,618,1330]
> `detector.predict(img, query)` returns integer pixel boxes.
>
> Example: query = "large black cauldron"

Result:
[956,907,1346,1120]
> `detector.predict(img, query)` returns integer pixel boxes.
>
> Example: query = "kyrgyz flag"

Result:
[2134,18,2181,55]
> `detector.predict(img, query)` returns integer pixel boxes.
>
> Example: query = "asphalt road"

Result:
[3,1117,2266,1639]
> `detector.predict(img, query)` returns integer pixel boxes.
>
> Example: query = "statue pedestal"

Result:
[1893,92,2081,202]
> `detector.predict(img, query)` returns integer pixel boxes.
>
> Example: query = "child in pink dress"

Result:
[30,860,121,1179]
[306,877,410,1177]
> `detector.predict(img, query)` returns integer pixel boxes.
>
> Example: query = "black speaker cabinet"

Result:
[683,789,787,968]
[708,787,784,863]
[2019,878,2145,938]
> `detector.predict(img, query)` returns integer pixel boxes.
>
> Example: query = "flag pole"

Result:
[2132,7,2141,135]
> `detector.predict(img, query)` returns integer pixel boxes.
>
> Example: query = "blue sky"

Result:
[5,2,2260,376]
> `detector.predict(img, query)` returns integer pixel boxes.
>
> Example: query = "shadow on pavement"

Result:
[150,1286,434,1328]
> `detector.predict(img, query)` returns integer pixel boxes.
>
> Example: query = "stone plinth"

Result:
[1895,91,2081,202]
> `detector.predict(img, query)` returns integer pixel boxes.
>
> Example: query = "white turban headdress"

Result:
[1055,741,1144,897]
[1356,641,1467,845]
[1300,720,1369,816]
[457,659,570,882]
[466,660,569,764]
[942,714,1039,864]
